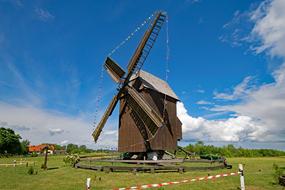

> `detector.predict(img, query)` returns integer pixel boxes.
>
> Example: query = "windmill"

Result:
[92,11,182,160]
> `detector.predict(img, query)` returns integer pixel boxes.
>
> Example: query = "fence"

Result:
[86,164,245,190]
[0,160,36,167]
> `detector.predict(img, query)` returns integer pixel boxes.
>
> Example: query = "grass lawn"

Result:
[0,155,284,190]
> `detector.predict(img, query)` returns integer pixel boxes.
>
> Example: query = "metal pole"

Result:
[239,164,245,190]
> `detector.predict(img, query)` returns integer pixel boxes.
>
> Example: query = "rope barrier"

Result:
[113,171,241,190]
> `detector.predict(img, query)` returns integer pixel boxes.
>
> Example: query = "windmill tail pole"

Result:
[42,146,48,170]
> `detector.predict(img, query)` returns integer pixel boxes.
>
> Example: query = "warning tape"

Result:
[113,171,240,190]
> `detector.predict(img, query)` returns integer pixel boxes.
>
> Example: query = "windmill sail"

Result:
[93,11,167,144]
[104,57,125,83]
[127,86,164,135]
[92,94,119,142]
[124,12,167,85]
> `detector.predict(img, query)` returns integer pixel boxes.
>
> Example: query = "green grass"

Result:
[0,155,284,190]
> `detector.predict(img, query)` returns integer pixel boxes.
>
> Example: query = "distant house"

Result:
[54,149,67,155]
[28,144,55,154]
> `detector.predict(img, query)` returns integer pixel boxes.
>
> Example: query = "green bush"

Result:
[27,166,34,175]
[63,154,80,167]
[30,152,38,157]
[273,163,285,184]
[183,142,285,158]
[200,154,221,160]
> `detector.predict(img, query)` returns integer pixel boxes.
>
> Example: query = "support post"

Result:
[86,178,91,190]
[43,146,48,170]
[239,164,245,190]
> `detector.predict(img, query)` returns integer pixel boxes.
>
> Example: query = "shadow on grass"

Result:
[47,167,59,170]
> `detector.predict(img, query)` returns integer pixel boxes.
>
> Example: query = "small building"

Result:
[28,144,55,154]
[53,149,67,155]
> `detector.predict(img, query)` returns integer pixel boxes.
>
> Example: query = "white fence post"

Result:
[86,178,91,190]
[239,164,245,190]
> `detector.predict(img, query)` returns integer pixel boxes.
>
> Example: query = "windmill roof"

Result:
[131,70,179,100]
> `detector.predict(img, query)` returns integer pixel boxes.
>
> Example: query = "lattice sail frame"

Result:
[92,11,167,143]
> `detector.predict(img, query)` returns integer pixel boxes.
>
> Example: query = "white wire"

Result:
[107,13,154,57]
[163,15,170,120]
[93,65,104,128]
[93,13,154,129]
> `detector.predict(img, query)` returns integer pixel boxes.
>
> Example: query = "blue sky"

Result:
[0,0,285,150]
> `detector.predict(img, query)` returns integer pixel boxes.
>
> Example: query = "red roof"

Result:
[28,144,55,152]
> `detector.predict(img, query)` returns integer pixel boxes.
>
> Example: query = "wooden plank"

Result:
[86,159,184,164]
[75,162,226,172]
[81,158,224,164]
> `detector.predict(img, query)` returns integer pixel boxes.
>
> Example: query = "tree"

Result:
[0,128,22,154]
[66,144,78,153]
[54,144,63,150]
[79,145,87,152]
[65,144,93,154]
[196,141,204,146]
[21,139,30,154]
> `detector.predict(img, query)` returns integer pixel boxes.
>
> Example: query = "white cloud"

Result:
[179,0,285,143]
[219,0,285,142]
[214,76,254,100]
[60,140,68,145]
[103,130,118,135]
[177,102,266,142]
[185,0,201,4]
[0,121,30,131]
[214,64,285,141]
[0,102,118,148]
[196,89,205,93]
[196,100,213,105]
[49,128,64,136]
[219,9,251,47]
[250,0,285,57]
[35,8,55,22]
[0,60,42,105]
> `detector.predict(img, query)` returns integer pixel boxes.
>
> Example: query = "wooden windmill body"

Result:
[92,12,182,159]
[119,70,182,153]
